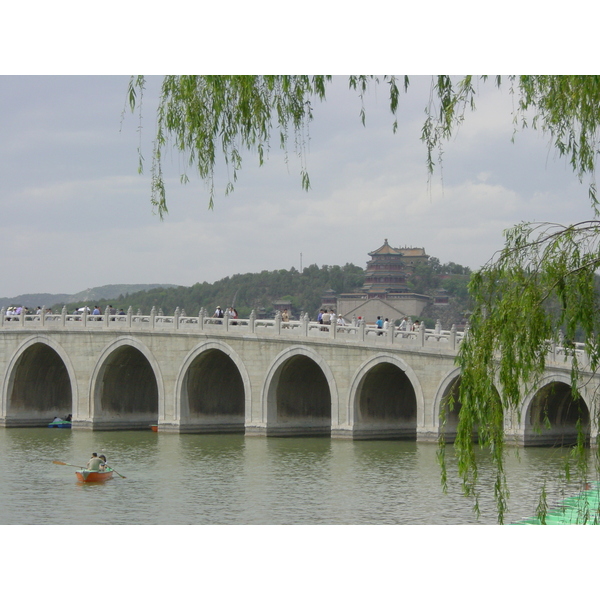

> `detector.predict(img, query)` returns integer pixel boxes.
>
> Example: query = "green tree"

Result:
[129,75,600,522]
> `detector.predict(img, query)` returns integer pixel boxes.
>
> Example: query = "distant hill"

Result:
[0,284,178,310]
[1,259,474,328]
[55,265,366,319]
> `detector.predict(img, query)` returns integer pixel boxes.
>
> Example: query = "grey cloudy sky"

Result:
[0,74,596,299]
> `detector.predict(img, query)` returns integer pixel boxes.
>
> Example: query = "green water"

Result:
[0,427,589,524]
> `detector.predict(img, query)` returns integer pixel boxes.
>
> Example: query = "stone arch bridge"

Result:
[0,308,596,446]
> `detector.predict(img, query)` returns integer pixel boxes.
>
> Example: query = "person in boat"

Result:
[64,413,72,422]
[86,452,103,471]
[98,454,108,471]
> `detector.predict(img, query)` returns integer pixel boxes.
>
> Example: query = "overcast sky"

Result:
[0,73,596,299]
[1,4,595,300]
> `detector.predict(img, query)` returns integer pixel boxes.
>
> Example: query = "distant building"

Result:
[336,239,431,324]
[320,289,337,313]
[273,299,293,317]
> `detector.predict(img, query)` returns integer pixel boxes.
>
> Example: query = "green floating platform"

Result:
[514,484,600,525]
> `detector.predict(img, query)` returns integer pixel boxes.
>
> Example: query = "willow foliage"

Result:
[445,221,600,522]
[128,75,404,217]
[129,75,600,522]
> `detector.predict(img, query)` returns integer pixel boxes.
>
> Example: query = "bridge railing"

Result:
[12,307,591,360]
[4,306,586,364]
[0,306,474,352]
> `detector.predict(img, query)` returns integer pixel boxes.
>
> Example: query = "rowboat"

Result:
[75,467,114,483]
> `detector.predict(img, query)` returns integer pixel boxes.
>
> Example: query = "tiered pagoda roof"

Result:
[362,239,428,297]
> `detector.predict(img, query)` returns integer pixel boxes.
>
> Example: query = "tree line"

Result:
[53,258,472,320]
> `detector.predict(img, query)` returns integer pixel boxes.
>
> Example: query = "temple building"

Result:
[336,239,431,324]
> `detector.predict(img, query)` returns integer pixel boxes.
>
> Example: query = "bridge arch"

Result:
[262,345,337,436]
[521,374,591,446]
[433,369,506,443]
[174,340,249,433]
[347,354,423,440]
[432,368,463,442]
[1,335,77,426]
[89,336,163,429]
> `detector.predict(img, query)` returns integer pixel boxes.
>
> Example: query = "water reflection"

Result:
[0,428,589,525]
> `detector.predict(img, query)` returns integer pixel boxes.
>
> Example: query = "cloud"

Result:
[0,75,596,298]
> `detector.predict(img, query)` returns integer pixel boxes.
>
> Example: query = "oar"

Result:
[53,460,85,469]
[106,465,126,479]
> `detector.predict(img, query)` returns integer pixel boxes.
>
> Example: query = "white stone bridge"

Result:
[0,306,596,446]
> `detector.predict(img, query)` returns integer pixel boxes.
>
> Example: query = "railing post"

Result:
[387,322,394,345]
[174,307,180,330]
[127,306,132,328]
[150,306,156,330]
[419,321,425,346]
[0,307,5,327]
[199,308,205,330]
[329,317,336,339]
[61,306,67,328]
[463,321,470,341]
[450,324,456,350]
[104,306,110,328]
[40,306,46,327]
[301,313,309,336]
[359,318,365,341]
[223,311,229,331]
[82,307,88,328]
[249,310,256,333]
[20,307,25,328]
[583,346,590,369]
[274,311,281,335]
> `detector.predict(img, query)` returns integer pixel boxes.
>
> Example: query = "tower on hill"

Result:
[336,239,431,324]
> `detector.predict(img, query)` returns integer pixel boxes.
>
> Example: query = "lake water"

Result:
[0,427,589,525]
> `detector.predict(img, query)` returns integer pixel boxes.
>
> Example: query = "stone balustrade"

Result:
[0,306,468,351]
[1,305,589,360]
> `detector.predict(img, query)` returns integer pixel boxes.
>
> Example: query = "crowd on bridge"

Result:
[4,306,53,320]
[317,309,421,333]
[3,302,428,337]
[205,303,426,333]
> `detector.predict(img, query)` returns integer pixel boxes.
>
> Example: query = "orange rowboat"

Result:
[75,467,114,483]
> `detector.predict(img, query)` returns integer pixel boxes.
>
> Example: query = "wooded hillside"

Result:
[53,259,473,323]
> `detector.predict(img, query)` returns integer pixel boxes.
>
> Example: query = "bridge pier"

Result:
[158,419,245,434]
[71,416,158,431]
[0,415,53,427]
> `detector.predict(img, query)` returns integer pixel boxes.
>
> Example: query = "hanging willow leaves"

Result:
[129,75,600,522]
[128,75,407,217]
[450,220,600,522]
[129,75,600,216]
